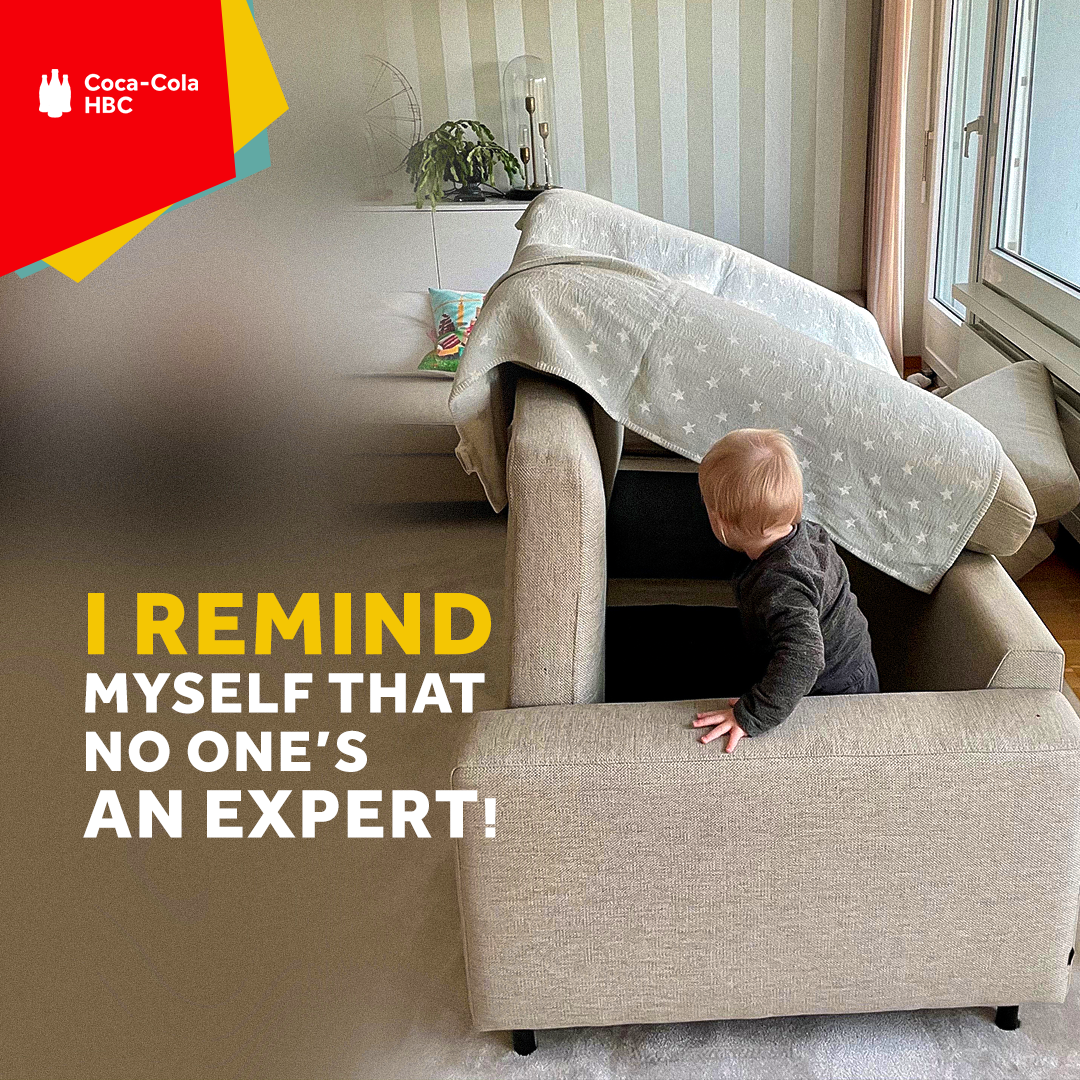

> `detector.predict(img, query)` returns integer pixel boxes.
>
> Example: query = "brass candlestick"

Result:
[524,94,539,188]
[519,143,531,186]
[538,121,551,188]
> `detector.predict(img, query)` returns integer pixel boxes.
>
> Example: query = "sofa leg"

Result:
[995,1006,1020,1030]
[512,1029,537,1055]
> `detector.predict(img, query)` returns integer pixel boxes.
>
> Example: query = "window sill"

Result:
[953,282,1080,393]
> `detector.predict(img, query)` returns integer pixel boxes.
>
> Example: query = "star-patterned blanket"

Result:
[450,190,1004,592]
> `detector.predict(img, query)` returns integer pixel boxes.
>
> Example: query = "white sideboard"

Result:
[348,200,525,293]
[333,200,523,504]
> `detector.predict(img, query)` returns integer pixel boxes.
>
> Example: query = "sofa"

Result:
[451,372,1080,1053]
[333,291,486,503]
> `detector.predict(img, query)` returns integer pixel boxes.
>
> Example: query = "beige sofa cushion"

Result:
[997,524,1056,581]
[339,291,444,376]
[965,452,1036,556]
[341,373,455,426]
[328,376,484,503]
[334,374,459,454]
[947,360,1080,524]
[329,289,462,457]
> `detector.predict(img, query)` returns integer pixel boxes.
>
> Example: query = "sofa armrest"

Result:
[914,552,1063,691]
[453,691,1080,1031]
[505,374,607,707]
[844,550,1063,693]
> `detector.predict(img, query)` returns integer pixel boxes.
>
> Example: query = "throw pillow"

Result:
[418,288,485,372]
[946,359,1080,524]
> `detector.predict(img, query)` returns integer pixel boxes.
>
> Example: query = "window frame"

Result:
[975,0,1080,349]
[923,0,994,384]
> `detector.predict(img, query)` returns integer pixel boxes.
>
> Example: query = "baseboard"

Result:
[923,339,958,389]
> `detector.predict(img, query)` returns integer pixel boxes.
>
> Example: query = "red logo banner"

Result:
[1,0,236,275]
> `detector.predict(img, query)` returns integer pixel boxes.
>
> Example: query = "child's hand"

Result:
[693,699,747,753]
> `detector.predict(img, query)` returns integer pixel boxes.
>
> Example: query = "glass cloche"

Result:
[502,54,558,199]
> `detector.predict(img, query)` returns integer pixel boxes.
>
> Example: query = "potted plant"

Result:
[403,120,523,207]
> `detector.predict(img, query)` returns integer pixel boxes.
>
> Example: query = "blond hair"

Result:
[698,429,803,536]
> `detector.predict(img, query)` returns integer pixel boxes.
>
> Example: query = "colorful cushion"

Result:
[418,288,484,372]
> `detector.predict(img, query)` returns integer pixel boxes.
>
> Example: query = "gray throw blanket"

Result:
[450,190,1003,592]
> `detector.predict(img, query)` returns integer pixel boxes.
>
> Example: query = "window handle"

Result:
[963,115,985,158]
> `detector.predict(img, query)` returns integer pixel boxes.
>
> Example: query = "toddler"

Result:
[693,428,878,752]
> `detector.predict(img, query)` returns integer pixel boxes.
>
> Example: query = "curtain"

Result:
[865,0,915,372]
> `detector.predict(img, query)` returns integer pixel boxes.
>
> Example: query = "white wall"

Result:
[360,0,876,291]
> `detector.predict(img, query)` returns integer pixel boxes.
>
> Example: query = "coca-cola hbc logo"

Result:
[38,69,71,118]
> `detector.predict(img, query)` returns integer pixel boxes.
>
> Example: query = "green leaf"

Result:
[403,119,524,200]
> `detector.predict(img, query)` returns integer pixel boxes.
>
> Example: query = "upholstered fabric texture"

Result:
[505,375,606,707]
[840,548,1063,693]
[453,690,1080,1031]
[998,525,1057,581]
[878,550,1061,692]
[339,374,456,427]
[947,360,1080,525]
[964,452,1036,555]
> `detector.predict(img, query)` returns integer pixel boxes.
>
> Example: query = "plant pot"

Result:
[505,187,545,201]
[452,182,486,202]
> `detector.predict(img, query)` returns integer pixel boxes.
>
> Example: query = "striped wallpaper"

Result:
[363,0,871,292]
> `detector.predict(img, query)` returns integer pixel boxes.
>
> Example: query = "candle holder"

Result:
[502,54,559,200]
[538,122,552,188]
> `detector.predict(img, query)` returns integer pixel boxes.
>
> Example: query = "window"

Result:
[995,0,1080,293]
[980,0,1080,345]
[927,0,1080,385]
[933,0,990,320]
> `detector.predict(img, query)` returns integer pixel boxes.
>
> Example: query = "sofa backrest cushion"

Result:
[947,360,1080,525]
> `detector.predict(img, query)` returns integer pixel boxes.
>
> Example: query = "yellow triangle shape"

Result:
[222,0,289,152]
[44,206,172,282]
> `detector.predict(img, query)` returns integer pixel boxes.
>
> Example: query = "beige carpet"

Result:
[2,479,1077,1079]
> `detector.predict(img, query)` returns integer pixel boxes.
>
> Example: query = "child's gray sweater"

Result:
[731,521,877,736]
